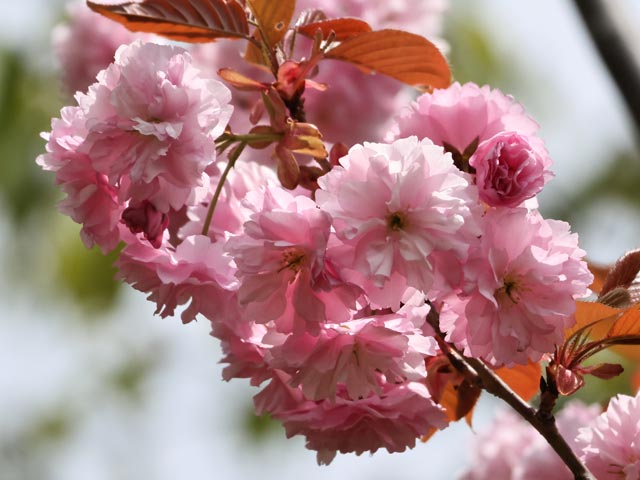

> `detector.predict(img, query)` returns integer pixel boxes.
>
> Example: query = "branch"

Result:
[466,357,593,480]
[573,0,640,139]
[426,307,594,479]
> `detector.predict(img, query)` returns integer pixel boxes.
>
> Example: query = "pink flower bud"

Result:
[121,200,169,248]
[470,132,553,208]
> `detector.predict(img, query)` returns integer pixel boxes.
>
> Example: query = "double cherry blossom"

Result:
[39,2,606,469]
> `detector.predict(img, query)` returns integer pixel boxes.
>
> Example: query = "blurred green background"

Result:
[1,1,640,479]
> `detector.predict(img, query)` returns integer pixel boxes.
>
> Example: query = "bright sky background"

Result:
[2,1,640,479]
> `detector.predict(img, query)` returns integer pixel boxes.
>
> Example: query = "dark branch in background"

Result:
[573,0,640,140]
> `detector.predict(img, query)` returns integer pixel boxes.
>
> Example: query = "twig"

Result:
[573,0,640,139]
[426,306,594,479]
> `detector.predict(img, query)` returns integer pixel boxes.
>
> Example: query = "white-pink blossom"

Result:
[116,234,237,323]
[453,208,592,366]
[317,136,481,307]
[225,185,354,334]
[387,82,540,165]
[254,373,446,465]
[39,41,233,251]
[577,392,640,479]
[81,41,233,212]
[270,303,436,401]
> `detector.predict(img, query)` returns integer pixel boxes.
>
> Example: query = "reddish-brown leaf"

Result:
[87,0,249,42]
[600,249,640,297]
[588,261,610,295]
[566,301,622,339]
[494,361,542,402]
[568,302,640,360]
[246,0,294,46]
[244,0,295,66]
[218,68,267,91]
[324,29,451,91]
[297,18,372,41]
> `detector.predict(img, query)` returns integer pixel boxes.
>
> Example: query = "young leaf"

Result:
[246,0,295,47]
[324,29,451,91]
[494,361,542,402]
[600,249,640,297]
[588,261,610,294]
[86,0,250,42]
[297,18,372,42]
[218,68,268,91]
[244,0,295,67]
[565,301,622,339]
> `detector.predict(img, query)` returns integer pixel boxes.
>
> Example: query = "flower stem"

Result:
[201,141,247,236]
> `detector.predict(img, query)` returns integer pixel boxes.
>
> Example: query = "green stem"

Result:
[201,142,247,236]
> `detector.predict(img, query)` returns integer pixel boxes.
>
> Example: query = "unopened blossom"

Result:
[470,132,553,207]
[577,392,640,479]
[461,402,600,480]
[317,136,481,308]
[52,1,149,95]
[225,185,353,334]
[255,373,446,465]
[454,208,592,366]
[116,234,237,323]
[388,82,540,163]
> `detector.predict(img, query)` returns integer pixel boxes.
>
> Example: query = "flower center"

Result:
[497,275,522,304]
[279,247,307,275]
[387,211,408,232]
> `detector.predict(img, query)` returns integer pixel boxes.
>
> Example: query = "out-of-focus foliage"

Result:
[549,151,640,221]
[0,49,59,223]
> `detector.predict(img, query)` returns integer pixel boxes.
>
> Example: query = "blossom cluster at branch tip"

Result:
[38,0,602,465]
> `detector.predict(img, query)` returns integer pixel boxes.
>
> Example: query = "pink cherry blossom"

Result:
[225,185,353,334]
[208,293,274,386]
[116,234,237,323]
[38,106,125,252]
[52,1,149,95]
[270,302,436,401]
[39,41,234,250]
[470,132,553,207]
[317,136,481,307]
[81,41,233,213]
[454,208,592,366]
[387,82,539,159]
[255,372,446,465]
[577,392,640,479]
[178,160,278,241]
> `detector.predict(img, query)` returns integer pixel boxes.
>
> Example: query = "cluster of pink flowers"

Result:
[464,391,640,479]
[40,0,598,466]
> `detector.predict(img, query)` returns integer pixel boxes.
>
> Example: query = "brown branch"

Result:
[426,305,594,479]
[573,0,640,140]
[466,357,593,480]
